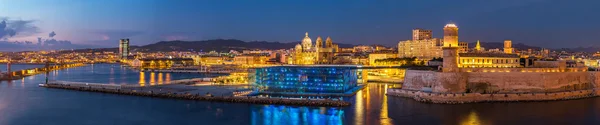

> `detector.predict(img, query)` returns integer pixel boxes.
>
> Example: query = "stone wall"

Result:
[402,70,467,93]
[387,88,596,104]
[403,70,599,94]
[590,72,600,88]
[398,70,600,103]
[467,72,592,93]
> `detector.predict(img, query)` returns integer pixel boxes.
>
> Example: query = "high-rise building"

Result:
[412,28,432,40]
[443,23,459,47]
[119,39,130,59]
[504,40,513,54]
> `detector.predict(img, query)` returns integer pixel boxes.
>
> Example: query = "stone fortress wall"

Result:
[387,88,597,104]
[390,70,600,103]
[389,23,599,103]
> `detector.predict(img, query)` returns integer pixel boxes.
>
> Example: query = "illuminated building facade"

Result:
[139,58,194,69]
[368,53,398,66]
[412,28,432,40]
[353,45,374,53]
[233,54,270,65]
[118,39,130,59]
[458,53,521,68]
[459,42,469,53]
[397,38,443,60]
[504,40,513,54]
[293,32,337,65]
[183,55,227,65]
[254,66,358,93]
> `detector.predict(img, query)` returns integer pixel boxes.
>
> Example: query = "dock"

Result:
[40,80,350,107]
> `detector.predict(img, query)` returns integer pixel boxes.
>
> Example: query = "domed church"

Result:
[293,32,338,65]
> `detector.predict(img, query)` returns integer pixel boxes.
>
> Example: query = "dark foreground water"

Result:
[1,64,600,125]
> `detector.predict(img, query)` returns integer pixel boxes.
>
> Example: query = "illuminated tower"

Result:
[315,36,323,49]
[442,47,459,72]
[412,28,432,40]
[325,36,333,48]
[475,40,482,51]
[301,32,312,51]
[504,40,513,54]
[442,23,459,72]
[118,39,130,59]
[294,44,302,64]
[443,23,459,47]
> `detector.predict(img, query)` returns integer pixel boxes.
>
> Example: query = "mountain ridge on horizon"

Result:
[26,39,600,53]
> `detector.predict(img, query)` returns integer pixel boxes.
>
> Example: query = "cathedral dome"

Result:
[301,32,312,50]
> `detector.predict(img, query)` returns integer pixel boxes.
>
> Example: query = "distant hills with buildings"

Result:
[135,39,355,52]
[69,39,599,53]
[468,42,542,51]
[470,42,599,52]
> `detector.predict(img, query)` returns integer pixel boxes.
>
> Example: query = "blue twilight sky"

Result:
[0,0,599,51]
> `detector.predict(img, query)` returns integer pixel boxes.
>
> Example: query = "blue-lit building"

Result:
[254,66,358,93]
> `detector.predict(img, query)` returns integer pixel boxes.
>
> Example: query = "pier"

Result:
[0,63,86,81]
[40,80,350,107]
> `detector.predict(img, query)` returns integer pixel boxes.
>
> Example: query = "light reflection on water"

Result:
[251,105,344,125]
[460,110,483,125]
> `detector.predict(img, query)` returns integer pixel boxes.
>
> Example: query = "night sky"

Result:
[1,0,599,50]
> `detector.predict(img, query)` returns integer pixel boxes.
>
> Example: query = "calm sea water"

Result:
[0,63,46,72]
[1,64,600,125]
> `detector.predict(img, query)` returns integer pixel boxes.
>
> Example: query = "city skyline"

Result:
[1,0,599,51]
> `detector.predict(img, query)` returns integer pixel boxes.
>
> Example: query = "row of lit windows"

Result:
[461,65,519,68]
[460,58,519,64]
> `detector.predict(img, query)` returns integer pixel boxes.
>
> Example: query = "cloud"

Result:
[49,31,56,38]
[0,20,17,38]
[0,18,39,39]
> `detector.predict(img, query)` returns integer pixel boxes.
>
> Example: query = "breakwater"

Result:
[386,88,599,104]
[41,81,350,107]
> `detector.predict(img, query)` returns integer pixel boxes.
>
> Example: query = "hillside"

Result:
[136,39,354,52]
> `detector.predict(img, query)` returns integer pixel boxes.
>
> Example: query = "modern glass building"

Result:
[254,66,358,93]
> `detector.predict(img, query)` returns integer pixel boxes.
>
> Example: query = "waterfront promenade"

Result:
[41,80,350,107]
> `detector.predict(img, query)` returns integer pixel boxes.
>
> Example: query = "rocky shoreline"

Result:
[42,83,350,107]
[386,88,599,104]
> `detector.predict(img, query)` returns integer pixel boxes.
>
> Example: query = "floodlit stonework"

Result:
[388,23,600,103]
[292,32,338,65]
